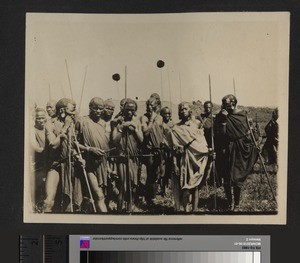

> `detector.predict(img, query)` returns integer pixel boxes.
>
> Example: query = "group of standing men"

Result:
[30,93,277,214]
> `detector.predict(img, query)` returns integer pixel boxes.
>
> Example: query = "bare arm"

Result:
[30,128,44,153]
[141,113,157,136]
[74,120,90,152]
[74,119,105,156]
[111,123,123,145]
[45,121,65,149]
[133,121,143,144]
[122,120,144,144]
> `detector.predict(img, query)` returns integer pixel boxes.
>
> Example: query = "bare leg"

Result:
[192,187,199,212]
[30,165,36,211]
[87,172,107,213]
[223,177,233,210]
[159,162,166,196]
[233,185,241,210]
[182,189,190,212]
[145,157,157,205]
[44,169,60,212]
[35,170,46,202]
[171,172,180,211]
[117,164,125,212]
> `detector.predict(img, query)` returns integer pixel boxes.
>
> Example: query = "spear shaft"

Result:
[65,59,74,100]
[246,116,277,205]
[124,65,132,213]
[209,74,217,210]
[167,64,172,107]
[233,78,236,97]
[125,66,127,99]
[79,65,88,114]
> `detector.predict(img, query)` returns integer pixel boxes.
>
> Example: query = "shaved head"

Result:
[89,97,104,109]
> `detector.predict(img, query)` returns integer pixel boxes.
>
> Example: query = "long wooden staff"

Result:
[124,65,132,213]
[68,128,73,212]
[78,65,88,114]
[233,78,236,97]
[246,115,277,205]
[70,123,97,213]
[157,60,165,103]
[209,74,217,210]
[167,64,172,108]
[179,72,182,102]
[65,59,74,100]
[125,66,127,99]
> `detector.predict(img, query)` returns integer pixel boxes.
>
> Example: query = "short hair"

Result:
[35,107,46,115]
[178,102,192,119]
[123,98,137,111]
[56,98,73,112]
[120,98,127,106]
[178,101,191,110]
[222,94,237,106]
[104,99,115,108]
[150,93,161,107]
[150,93,160,100]
[204,101,212,108]
[89,97,104,109]
[46,99,57,107]
[272,108,278,118]
[161,106,172,114]
[146,97,158,107]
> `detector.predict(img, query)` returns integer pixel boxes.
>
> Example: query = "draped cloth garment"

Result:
[171,120,209,190]
[114,118,142,193]
[78,116,109,188]
[46,118,82,210]
[144,115,164,149]
[216,110,259,187]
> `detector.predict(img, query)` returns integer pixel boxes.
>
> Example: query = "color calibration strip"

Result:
[80,251,260,263]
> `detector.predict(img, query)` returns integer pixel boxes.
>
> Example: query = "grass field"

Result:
[106,159,278,214]
[105,101,278,214]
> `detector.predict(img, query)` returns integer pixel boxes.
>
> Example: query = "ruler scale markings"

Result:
[44,235,68,263]
[19,235,43,263]
[19,235,68,263]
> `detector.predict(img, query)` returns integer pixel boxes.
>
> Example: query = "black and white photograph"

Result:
[24,12,289,224]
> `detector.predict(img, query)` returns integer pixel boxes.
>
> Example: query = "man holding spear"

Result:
[43,98,82,213]
[111,99,143,212]
[214,94,259,211]
[75,97,109,213]
[199,101,214,149]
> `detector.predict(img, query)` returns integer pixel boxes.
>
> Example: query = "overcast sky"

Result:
[26,12,289,113]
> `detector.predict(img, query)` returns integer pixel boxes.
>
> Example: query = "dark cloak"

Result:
[215,110,258,187]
